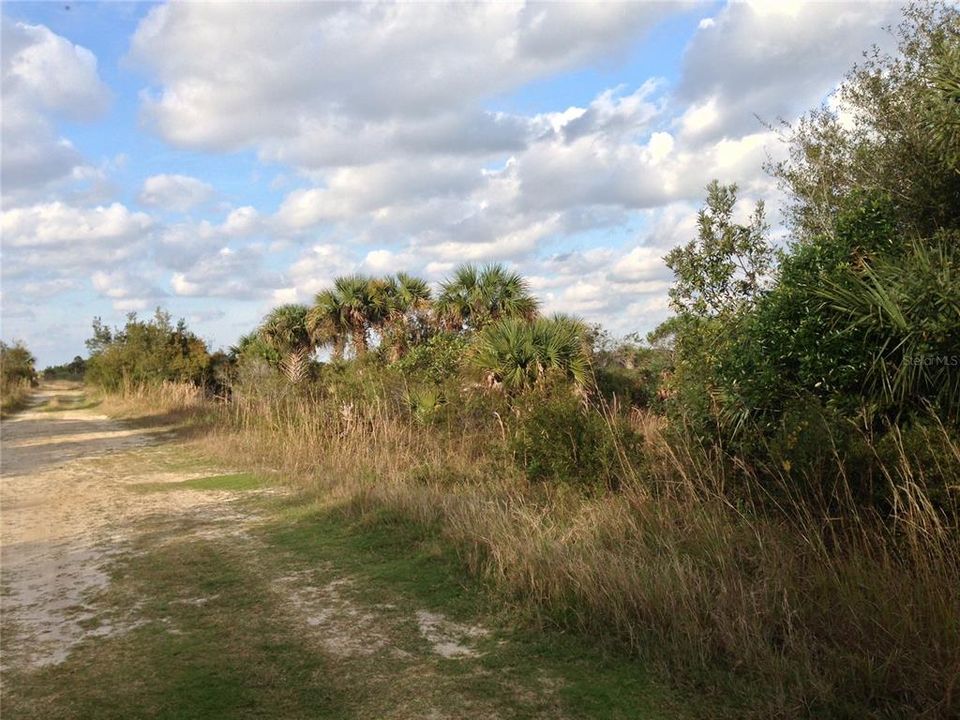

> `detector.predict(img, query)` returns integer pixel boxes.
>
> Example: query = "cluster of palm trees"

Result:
[248,263,592,390]
[305,272,432,361]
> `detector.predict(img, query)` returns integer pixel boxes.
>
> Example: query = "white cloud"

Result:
[139,173,214,212]
[677,1,901,141]
[220,206,260,236]
[0,202,153,263]
[1,18,110,200]
[91,268,167,311]
[170,246,283,300]
[129,3,674,165]
[286,244,361,301]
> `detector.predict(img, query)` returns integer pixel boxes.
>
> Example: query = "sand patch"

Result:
[416,610,489,658]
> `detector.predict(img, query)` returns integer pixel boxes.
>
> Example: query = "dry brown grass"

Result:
[110,384,960,718]
[0,378,34,416]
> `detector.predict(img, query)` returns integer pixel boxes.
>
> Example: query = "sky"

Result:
[1,1,903,367]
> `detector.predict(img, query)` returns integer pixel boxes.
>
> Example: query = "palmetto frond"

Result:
[306,289,348,360]
[817,236,960,419]
[472,314,591,392]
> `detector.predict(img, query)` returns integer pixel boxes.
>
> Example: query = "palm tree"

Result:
[472,314,591,392]
[332,275,386,358]
[436,263,538,332]
[259,304,312,357]
[231,331,280,366]
[380,272,432,361]
[306,288,349,361]
[258,304,314,382]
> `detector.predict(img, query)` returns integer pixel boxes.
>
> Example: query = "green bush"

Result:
[393,331,467,383]
[85,310,211,391]
[509,384,639,491]
[1,340,37,386]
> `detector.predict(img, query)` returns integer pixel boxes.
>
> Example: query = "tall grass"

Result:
[0,378,33,416]
[117,382,959,718]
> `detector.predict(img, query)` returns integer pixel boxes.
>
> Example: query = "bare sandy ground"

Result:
[0,387,248,669]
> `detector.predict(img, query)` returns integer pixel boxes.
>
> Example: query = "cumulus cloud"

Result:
[1,18,110,200]
[171,247,284,300]
[1,201,153,277]
[676,1,901,142]
[128,2,673,165]
[91,268,167,312]
[139,173,214,212]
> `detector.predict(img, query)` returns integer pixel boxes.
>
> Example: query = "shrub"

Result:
[84,310,211,391]
[472,315,591,392]
[509,384,640,490]
[393,331,467,383]
[1,340,37,386]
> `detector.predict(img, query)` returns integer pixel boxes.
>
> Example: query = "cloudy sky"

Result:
[1,1,901,366]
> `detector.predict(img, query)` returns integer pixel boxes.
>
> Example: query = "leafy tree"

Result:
[436,263,538,332]
[394,331,468,384]
[665,180,772,320]
[654,182,773,430]
[773,2,960,242]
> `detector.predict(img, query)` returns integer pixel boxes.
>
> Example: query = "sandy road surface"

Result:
[0,386,243,669]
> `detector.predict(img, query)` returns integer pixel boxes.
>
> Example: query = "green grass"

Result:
[127,472,265,493]
[260,500,702,719]
[3,486,702,719]
[2,537,349,720]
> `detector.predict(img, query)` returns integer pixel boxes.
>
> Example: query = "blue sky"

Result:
[1,1,900,367]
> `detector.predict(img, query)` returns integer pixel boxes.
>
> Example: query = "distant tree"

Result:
[85,309,211,390]
[42,355,86,381]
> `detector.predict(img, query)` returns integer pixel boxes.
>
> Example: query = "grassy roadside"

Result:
[257,498,707,719]
[95,384,960,719]
[3,398,712,720]
[0,380,34,417]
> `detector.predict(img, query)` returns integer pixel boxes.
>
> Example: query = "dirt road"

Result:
[1,386,250,670]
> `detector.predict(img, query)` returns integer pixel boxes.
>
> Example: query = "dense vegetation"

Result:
[83,309,221,392]
[42,355,86,382]
[54,4,960,717]
[0,340,37,414]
